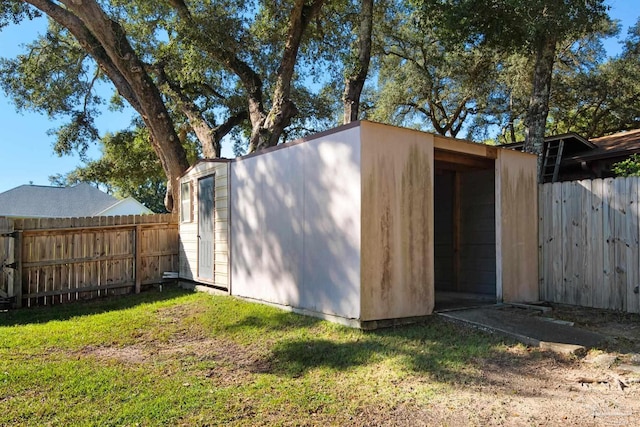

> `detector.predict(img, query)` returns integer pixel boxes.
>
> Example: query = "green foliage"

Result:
[612,153,640,177]
[371,1,498,137]
[373,0,616,144]
[0,0,356,208]
[0,22,104,155]
[544,18,640,139]
[3,0,640,189]
[50,126,198,212]
[1,1,342,158]
[407,0,613,150]
[413,0,610,54]
[0,0,39,29]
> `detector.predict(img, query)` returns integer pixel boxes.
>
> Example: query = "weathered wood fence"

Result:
[539,177,640,314]
[0,214,178,308]
[0,218,15,303]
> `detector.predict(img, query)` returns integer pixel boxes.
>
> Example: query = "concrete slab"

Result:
[616,364,640,375]
[583,353,618,368]
[178,281,228,296]
[438,306,606,355]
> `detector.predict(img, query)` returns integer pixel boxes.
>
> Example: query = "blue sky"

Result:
[0,0,638,194]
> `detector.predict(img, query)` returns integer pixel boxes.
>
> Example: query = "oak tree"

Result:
[1,1,334,210]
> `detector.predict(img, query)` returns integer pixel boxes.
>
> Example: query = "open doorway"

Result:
[433,155,497,311]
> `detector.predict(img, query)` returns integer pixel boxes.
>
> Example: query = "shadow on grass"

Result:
[262,316,554,388]
[0,285,192,326]
[266,338,386,377]
[223,309,322,333]
[215,305,535,385]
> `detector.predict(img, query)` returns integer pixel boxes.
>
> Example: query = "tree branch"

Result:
[248,0,324,151]
[56,0,188,210]
[24,0,142,112]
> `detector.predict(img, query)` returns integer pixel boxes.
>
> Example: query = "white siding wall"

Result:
[99,198,152,216]
[231,127,362,320]
[179,161,230,289]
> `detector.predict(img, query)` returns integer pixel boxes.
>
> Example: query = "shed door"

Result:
[198,175,215,281]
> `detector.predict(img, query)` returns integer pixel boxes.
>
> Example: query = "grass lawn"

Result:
[0,286,575,426]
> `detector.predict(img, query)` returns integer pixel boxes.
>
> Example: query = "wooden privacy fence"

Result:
[539,177,640,314]
[0,214,178,308]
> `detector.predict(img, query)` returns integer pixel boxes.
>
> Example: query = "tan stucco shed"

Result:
[178,121,538,328]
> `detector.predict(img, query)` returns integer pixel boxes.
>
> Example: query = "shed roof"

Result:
[0,183,145,218]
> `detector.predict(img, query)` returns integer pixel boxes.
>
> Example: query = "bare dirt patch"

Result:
[420,305,640,427]
[78,335,272,388]
[344,349,640,426]
[549,303,640,355]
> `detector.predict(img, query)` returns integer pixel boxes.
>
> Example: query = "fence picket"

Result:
[579,180,592,307]
[563,181,582,305]
[551,183,564,303]
[0,217,14,299]
[627,178,640,314]
[540,176,640,313]
[613,178,628,311]
[538,183,550,301]
[589,179,604,308]
[3,214,177,307]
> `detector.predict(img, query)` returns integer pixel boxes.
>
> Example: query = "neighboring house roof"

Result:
[0,183,153,218]
[571,129,640,162]
[501,129,640,182]
[500,132,595,155]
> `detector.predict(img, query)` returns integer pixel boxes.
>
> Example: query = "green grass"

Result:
[0,286,533,426]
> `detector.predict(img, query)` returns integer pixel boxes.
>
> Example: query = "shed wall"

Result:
[230,127,362,320]
[179,161,230,289]
[459,169,496,294]
[360,122,435,321]
[496,149,538,302]
[434,172,454,290]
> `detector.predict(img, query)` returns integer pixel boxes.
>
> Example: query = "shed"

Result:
[178,160,231,289]
[178,121,538,328]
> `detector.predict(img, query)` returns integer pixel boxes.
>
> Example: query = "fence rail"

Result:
[0,214,178,307]
[539,177,640,314]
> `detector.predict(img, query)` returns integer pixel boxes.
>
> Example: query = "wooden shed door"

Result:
[198,175,215,281]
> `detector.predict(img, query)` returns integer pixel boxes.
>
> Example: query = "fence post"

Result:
[134,225,142,293]
[13,231,22,308]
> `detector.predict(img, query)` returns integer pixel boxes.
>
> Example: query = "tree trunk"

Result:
[248,0,325,153]
[524,35,557,177]
[28,0,189,211]
[343,0,373,124]
[508,93,517,143]
[168,0,322,154]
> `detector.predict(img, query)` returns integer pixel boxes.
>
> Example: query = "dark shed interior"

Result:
[433,152,497,311]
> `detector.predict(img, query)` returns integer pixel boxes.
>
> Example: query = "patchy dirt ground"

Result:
[324,341,640,427]
[550,303,640,354]
[79,303,640,426]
